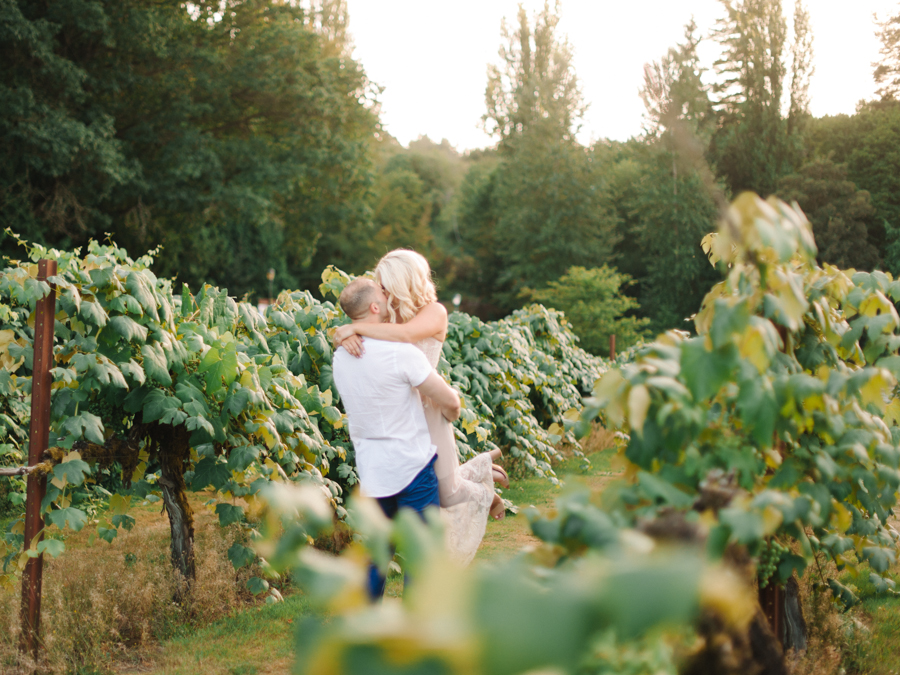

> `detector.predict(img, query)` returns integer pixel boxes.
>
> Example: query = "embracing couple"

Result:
[332,249,507,600]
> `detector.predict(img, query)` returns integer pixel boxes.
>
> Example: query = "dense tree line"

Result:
[6,0,900,352]
[1,0,378,297]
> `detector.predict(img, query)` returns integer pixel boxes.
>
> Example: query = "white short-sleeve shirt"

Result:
[332,338,435,498]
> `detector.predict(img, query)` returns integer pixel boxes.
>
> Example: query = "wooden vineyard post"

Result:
[19,259,57,660]
[609,334,616,361]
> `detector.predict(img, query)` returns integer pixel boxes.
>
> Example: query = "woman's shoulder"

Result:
[419,301,447,318]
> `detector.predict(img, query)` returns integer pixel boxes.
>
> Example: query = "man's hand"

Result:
[416,372,460,422]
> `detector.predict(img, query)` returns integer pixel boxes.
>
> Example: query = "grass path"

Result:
[115,444,621,674]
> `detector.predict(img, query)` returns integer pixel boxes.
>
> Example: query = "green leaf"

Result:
[777,553,807,582]
[876,355,900,379]
[52,457,91,487]
[679,338,735,401]
[97,527,117,543]
[112,514,136,531]
[186,415,215,437]
[736,375,777,447]
[142,389,183,424]
[719,507,764,545]
[192,457,231,491]
[36,539,65,558]
[319,364,337,400]
[322,406,343,426]
[47,507,88,531]
[126,271,160,321]
[201,347,239,394]
[215,503,244,526]
[246,576,269,595]
[123,385,150,413]
[228,542,256,569]
[79,300,108,328]
[141,342,172,386]
[710,299,750,349]
[862,546,895,574]
[828,578,859,609]
[107,315,149,343]
[637,472,693,508]
[62,412,105,445]
[118,359,146,385]
[229,445,261,472]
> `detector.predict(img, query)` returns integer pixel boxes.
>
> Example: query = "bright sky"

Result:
[344,0,898,151]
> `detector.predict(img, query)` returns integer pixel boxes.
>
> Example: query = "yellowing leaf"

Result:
[763,449,782,469]
[627,385,650,434]
[859,370,894,412]
[859,290,897,320]
[0,330,24,372]
[738,325,771,373]
[109,494,130,515]
[761,505,783,535]
[884,398,900,427]
[832,502,852,533]
[591,369,626,428]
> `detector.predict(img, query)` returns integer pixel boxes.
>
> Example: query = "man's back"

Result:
[332,339,434,498]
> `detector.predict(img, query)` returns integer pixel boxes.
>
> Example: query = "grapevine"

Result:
[0,242,604,592]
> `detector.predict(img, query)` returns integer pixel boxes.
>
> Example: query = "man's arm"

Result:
[416,372,461,422]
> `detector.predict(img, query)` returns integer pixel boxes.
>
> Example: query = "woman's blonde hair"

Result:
[375,249,437,324]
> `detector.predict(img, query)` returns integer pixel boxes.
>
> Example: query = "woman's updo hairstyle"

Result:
[374,249,437,324]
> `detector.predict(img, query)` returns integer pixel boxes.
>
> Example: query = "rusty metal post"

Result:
[760,583,785,647]
[19,259,57,659]
[609,334,616,361]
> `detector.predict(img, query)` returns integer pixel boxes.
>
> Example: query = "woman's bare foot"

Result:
[490,493,505,520]
[491,464,509,488]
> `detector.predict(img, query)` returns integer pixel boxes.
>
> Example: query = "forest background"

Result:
[5,0,900,349]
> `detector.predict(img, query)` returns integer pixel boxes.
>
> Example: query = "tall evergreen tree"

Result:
[708,0,812,197]
[641,21,713,142]
[874,7,900,100]
[483,0,585,149]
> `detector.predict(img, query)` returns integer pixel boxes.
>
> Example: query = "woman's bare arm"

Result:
[334,302,448,345]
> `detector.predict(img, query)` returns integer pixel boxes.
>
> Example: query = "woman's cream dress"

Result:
[416,337,495,565]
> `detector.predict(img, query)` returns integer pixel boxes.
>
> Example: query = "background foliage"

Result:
[0,238,603,590]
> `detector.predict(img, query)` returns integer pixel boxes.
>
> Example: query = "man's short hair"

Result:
[339,278,380,319]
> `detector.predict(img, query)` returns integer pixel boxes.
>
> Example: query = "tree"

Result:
[641,21,714,142]
[806,103,900,273]
[787,0,814,135]
[483,1,585,148]
[0,0,380,299]
[605,140,723,333]
[777,158,880,270]
[0,0,138,249]
[874,7,900,100]
[370,166,433,254]
[522,266,650,355]
[456,133,619,314]
[708,0,813,196]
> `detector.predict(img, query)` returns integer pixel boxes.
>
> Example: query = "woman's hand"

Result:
[333,324,357,346]
[340,334,364,358]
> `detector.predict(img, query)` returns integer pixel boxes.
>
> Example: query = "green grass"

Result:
[847,595,900,674]
[118,593,309,675]
[479,443,620,561]
[118,443,621,673]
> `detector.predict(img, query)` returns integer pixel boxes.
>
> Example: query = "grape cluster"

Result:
[757,538,789,588]
[86,398,131,439]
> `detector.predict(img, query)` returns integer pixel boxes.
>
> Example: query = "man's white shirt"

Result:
[332,338,435,498]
